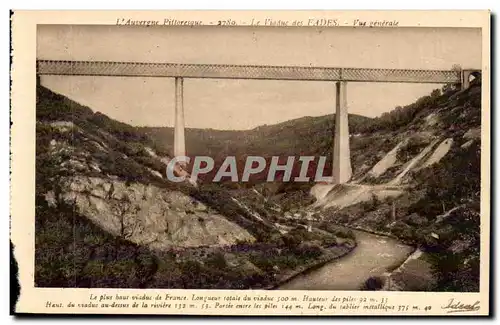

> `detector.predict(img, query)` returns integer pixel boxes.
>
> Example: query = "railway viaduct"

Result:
[37,60,480,184]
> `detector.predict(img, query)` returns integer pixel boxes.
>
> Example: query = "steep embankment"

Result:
[316,82,483,292]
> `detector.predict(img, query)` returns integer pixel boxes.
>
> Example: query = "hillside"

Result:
[314,82,482,292]
[35,84,355,289]
[140,113,373,158]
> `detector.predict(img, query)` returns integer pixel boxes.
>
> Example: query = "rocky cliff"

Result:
[48,176,254,249]
[36,85,256,249]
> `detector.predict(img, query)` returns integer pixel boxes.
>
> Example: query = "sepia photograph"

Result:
[9,10,491,316]
[33,24,483,293]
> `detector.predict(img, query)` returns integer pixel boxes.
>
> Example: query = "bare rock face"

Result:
[421,138,454,168]
[367,139,407,178]
[50,121,75,132]
[54,176,255,249]
[463,127,481,141]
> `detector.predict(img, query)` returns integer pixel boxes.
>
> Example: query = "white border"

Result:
[4,1,499,324]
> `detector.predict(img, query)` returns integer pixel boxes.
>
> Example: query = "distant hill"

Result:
[140,113,373,159]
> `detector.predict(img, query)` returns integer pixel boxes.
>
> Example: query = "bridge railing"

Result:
[36,60,462,84]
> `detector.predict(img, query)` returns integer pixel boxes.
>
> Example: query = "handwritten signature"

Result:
[441,298,480,313]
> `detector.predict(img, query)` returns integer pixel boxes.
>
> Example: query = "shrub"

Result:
[360,194,381,212]
[282,227,310,248]
[294,244,323,259]
[390,221,414,240]
[360,276,385,291]
[206,252,228,269]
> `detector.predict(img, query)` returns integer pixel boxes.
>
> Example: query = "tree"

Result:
[430,89,441,98]
[452,64,462,72]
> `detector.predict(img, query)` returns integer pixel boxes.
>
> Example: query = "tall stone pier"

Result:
[174,77,186,163]
[332,81,352,184]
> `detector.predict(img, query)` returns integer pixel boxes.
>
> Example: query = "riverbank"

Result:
[383,248,435,291]
[266,240,357,290]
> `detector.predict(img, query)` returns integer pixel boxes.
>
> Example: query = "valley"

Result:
[34,77,482,292]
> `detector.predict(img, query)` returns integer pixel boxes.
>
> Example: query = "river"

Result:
[278,230,414,290]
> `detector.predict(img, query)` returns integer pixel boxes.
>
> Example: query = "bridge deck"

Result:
[36,60,461,84]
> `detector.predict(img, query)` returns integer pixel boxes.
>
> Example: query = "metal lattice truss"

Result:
[37,60,462,84]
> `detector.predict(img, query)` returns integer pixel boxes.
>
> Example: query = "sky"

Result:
[37,25,481,130]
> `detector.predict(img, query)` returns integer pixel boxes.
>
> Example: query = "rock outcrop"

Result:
[366,139,407,178]
[49,176,255,249]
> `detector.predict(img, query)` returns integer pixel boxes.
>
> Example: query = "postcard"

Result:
[10,10,491,316]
